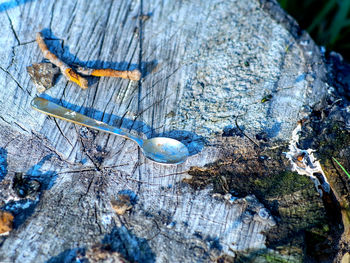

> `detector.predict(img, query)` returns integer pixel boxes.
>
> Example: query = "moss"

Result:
[184,138,332,261]
[317,124,350,162]
[305,225,330,244]
[227,171,329,257]
[264,254,297,263]
[304,224,338,262]
[235,249,302,263]
[251,171,313,199]
[312,122,350,241]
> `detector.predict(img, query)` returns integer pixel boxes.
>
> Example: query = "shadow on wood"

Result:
[46,247,85,263]
[0,148,8,182]
[39,28,158,81]
[39,94,206,156]
[0,0,36,12]
[1,154,57,229]
[46,226,156,263]
[101,226,156,263]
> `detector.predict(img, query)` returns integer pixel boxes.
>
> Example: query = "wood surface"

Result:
[0,0,336,262]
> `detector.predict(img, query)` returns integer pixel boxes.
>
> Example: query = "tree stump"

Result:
[0,0,347,262]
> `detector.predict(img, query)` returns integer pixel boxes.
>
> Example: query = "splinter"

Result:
[36,32,88,89]
[77,67,141,81]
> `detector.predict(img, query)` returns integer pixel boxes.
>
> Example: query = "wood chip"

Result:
[111,194,132,215]
[27,63,59,93]
[341,252,350,263]
[0,210,14,235]
[82,244,130,263]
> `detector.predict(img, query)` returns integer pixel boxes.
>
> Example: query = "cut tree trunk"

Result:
[0,0,346,262]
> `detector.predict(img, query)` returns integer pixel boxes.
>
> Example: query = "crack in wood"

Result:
[13,122,29,133]
[74,125,102,171]
[0,116,11,126]
[0,66,31,96]
[52,118,74,147]
[5,11,20,45]
[30,131,76,166]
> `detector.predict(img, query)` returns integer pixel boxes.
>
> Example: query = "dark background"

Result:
[278,0,350,61]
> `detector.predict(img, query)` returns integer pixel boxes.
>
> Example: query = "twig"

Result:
[235,116,260,147]
[36,32,88,89]
[77,67,141,81]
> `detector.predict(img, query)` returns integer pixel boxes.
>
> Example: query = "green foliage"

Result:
[332,157,350,179]
[278,0,350,60]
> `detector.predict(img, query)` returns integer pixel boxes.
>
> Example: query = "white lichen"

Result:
[284,123,330,196]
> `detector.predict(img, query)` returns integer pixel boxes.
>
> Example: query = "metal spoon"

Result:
[31,97,189,164]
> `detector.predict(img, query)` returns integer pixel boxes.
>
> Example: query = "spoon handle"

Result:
[31,97,143,146]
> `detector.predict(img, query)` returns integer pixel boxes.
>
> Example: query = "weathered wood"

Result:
[0,0,343,262]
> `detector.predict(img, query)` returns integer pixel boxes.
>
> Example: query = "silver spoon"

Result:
[31,97,189,164]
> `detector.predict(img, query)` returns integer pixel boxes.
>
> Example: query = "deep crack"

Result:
[7,46,16,70]
[5,11,20,45]
[0,66,31,96]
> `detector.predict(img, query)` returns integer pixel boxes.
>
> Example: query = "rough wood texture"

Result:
[0,0,341,262]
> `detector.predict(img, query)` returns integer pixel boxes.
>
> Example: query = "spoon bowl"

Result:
[31,97,189,164]
[142,137,189,164]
